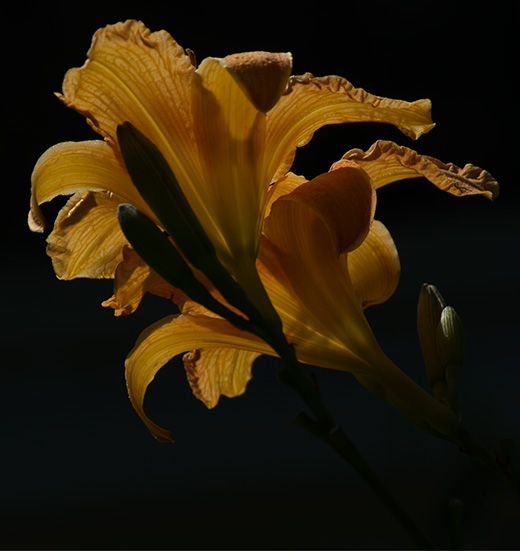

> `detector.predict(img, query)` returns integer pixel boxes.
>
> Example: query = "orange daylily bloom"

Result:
[30,19,436,294]
[29,20,499,443]
[122,151,497,442]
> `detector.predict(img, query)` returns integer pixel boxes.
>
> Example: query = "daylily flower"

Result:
[28,20,499,443]
[121,145,497,442]
[30,19,437,303]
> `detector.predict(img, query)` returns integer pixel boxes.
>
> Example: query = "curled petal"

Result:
[267,165,376,256]
[264,172,307,219]
[125,314,272,441]
[334,140,499,199]
[346,220,400,309]
[264,167,386,364]
[267,74,435,181]
[46,191,126,279]
[29,140,150,232]
[184,347,260,408]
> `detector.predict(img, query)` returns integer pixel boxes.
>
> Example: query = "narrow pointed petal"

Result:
[184,347,260,408]
[267,74,435,181]
[335,140,499,199]
[125,314,272,441]
[346,220,401,309]
[29,140,151,232]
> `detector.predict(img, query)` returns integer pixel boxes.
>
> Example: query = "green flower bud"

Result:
[437,306,465,410]
[417,283,448,402]
[417,284,465,411]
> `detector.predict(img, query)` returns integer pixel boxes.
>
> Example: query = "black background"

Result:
[4,1,519,549]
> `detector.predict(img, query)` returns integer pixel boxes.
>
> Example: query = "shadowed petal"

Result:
[220,51,292,113]
[101,245,178,316]
[46,191,126,279]
[263,165,387,366]
[191,56,269,264]
[346,220,400,309]
[184,347,261,408]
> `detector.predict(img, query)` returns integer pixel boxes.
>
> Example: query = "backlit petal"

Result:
[335,140,499,199]
[267,74,435,181]
[59,20,202,200]
[101,245,178,316]
[257,238,372,371]
[346,220,400,309]
[47,191,126,279]
[29,140,150,232]
[191,57,268,265]
[125,314,272,441]
[184,347,260,408]
[263,167,387,367]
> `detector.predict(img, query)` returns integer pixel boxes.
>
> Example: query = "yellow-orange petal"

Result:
[101,245,178,316]
[190,56,269,266]
[264,172,307,219]
[29,140,151,232]
[219,51,293,112]
[256,238,373,371]
[125,314,272,441]
[267,165,376,257]
[184,347,260,409]
[59,20,202,201]
[334,140,499,199]
[266,74,435,182]
[46,191,126,279]
[263,167,385,364]
[346,220,400,309]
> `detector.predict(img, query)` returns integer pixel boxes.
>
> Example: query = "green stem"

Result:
[274,342,435,550]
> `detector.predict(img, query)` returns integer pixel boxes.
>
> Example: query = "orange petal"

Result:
[334,140,499,199]
[346,220,400,309]
[29,140,151,232]
[46,191,125,279]
[263,167,386,365]
[266,165,376,256]
[190,56,269,266]
[267,74,435,181]
[125,313,272,441]
[184,347,260,408]
[58,20,202,198]
[101,245,179,316]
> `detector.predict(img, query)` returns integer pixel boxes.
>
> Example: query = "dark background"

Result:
[4,1,519,549]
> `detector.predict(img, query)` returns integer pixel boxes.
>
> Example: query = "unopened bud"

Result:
[417,284,465,411]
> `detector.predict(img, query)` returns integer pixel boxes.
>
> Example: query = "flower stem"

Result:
[275,345,435,550]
